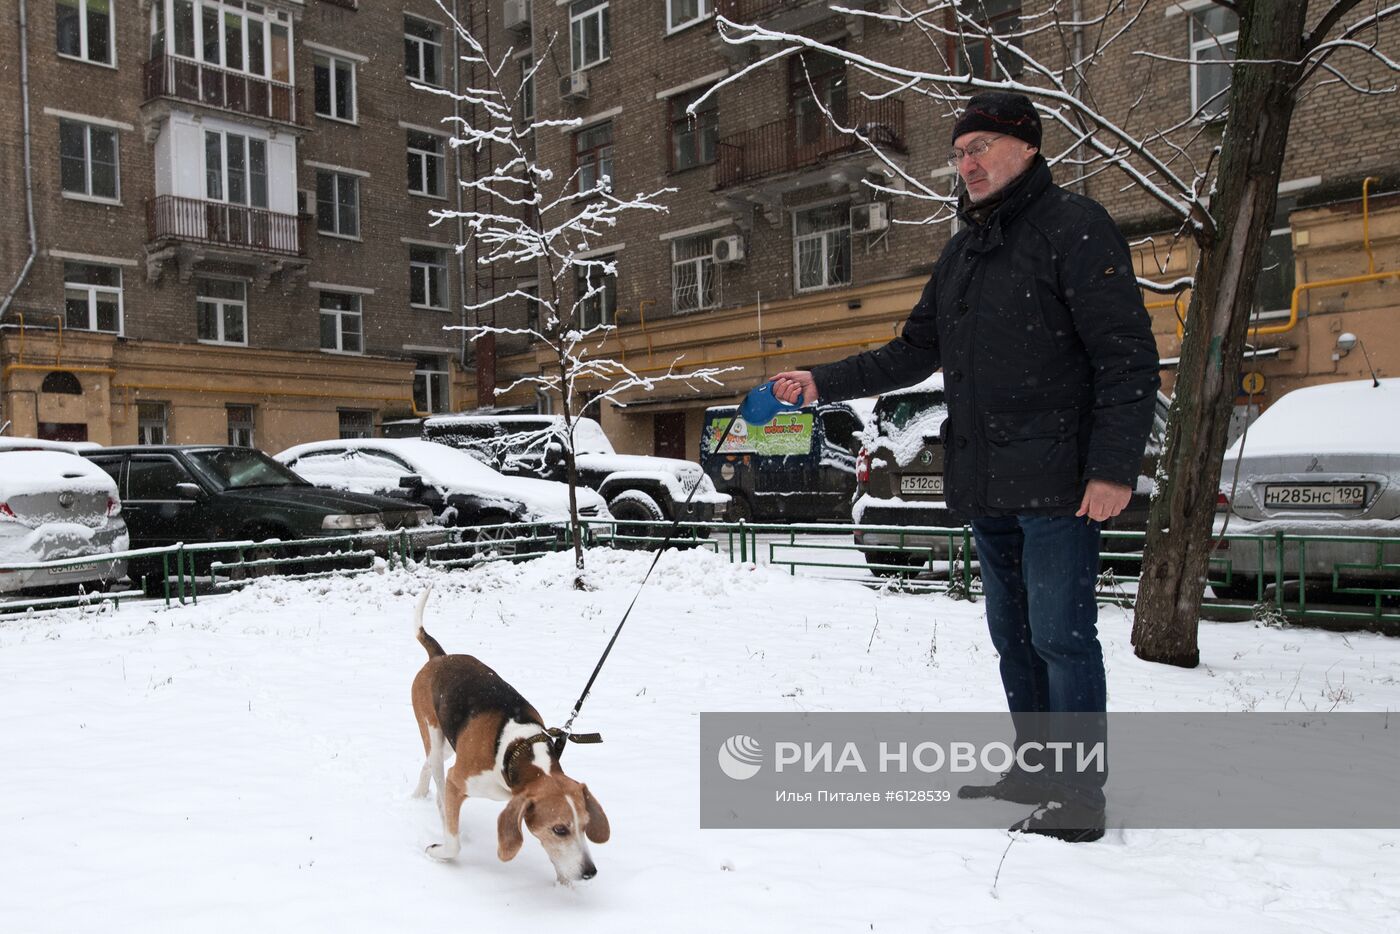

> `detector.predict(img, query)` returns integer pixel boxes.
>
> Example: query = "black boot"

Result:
[956,770,1051,805]
[1009,804,1105,843]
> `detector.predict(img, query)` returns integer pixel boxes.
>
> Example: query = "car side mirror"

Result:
[174,482,203,501]
[399,474,424,490]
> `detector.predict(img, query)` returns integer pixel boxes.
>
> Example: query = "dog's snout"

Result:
[581,863,597,881]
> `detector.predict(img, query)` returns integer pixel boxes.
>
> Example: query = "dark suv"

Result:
[81,446,432,574]
[417,414,729,528]
[853,380,1168,573]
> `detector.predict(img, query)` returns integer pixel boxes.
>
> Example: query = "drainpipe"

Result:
[1070,0,1087,195]
[453,0,470,378]
[0,0,39,320]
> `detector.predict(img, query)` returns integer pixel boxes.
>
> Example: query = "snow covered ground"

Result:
[2,548,1398,933]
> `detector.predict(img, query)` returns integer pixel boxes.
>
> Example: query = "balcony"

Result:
[716,98,905,189]
[143,55,303,130]
[144,195,308,287]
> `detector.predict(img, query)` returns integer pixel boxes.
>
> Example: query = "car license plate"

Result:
[1262,484,1366,508]
[49,561,101,576]
[900,475,944,495]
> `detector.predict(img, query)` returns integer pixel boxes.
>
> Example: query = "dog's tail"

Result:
[414,587,446,659]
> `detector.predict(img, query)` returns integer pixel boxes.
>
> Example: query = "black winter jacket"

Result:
[811,158,1161,519]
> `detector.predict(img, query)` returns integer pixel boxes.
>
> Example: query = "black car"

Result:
[700,402,868,523]
[81,445,432,578]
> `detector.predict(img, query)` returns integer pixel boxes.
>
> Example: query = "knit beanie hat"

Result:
[952,92,1042,149]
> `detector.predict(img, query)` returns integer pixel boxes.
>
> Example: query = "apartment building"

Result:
[0,0,475,449]
[466,0,1399,458]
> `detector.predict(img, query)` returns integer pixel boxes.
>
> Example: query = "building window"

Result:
[205,130,268,208]
[793,204,851,292]
[57,0,114,66]
[666,0,711,33]
[1190,7,1238,119]
[574,121,613,195]
[404,16,442,85]
[314,52,356,122]
[59,120,119,201]
[522,282,540,333]
[316,170,360,238]
[412,356,450,415]
[409,246,448,309]
[672,234,718,313]
[338,409,373,439]
[150,0,293,82]
[138,402,168,445]
[948,0,1022,79]
[196,277,247,345]
[226,405,255,447]
[574,257,616,330]
[42,371,83,394]
[319,291,362,354]
[63,261,123,333]
[407,130,445,197]
[518,54,535,126]
[669,88,717,172]
[569,0,610,72]
[790,50,848,149]
[1254,197,1297,316]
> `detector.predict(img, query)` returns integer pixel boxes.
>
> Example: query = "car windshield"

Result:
[876,392,947,433]
[188,448,308,490]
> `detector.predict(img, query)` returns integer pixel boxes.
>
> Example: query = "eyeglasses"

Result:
[946,135,1003,166]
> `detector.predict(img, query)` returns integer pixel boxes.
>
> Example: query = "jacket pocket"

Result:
[983,408,1080,508]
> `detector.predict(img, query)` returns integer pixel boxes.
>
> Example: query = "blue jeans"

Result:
[972,515,1108,813]
[971,515,1107,713]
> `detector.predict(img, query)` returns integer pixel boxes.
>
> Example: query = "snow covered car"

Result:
[417,414,729,530]
[1209,377,1400,600]
[80,446,434,577]
[275,438,611,547]
[0,449,128,594]
[852,376,1168,574]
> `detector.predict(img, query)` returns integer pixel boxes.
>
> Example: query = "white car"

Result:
[0,449,129,594]
[275,438,611,529]
[1211,378,1400,599]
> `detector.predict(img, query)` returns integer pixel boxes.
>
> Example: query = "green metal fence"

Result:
[3,521,1396,628]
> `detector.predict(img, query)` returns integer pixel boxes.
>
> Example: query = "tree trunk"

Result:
[1132,0,1309,666]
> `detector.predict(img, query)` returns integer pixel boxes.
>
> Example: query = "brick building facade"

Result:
[2,1,1396,458]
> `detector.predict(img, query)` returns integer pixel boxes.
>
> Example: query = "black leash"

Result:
[552,411,746,758]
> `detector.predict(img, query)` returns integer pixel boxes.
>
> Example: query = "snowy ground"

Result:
[3,548,1398,933]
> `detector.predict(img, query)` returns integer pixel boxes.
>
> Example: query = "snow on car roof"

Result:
[422,413,615,455]
[878,372,945,399]
[1226,377,1400,458]
[0,450,118,500]
[0,437,102,454]
[274,438,601,518]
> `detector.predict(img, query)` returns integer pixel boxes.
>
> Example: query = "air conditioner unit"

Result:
[558,72,589,102]
[851,202,889,234]
[712,235,745,264]
[504,0,530,34]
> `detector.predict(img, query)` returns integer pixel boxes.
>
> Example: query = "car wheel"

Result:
[467,512,518,558]
[726,494,753,524]
[863,547,927,578]
[607,490,667,548]
[231,527,291,580]
[1208,575,1259,601]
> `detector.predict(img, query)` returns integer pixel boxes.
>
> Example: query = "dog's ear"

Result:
[581,785,610,845]
[497,795,531,862]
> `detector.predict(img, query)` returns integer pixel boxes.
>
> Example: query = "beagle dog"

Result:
[410,590,609,883]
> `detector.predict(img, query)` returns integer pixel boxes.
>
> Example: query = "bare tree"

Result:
[702,0,1399,664]
[420,6,737,574]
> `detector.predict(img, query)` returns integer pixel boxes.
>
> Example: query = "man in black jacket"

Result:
[771,92,1160,842]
